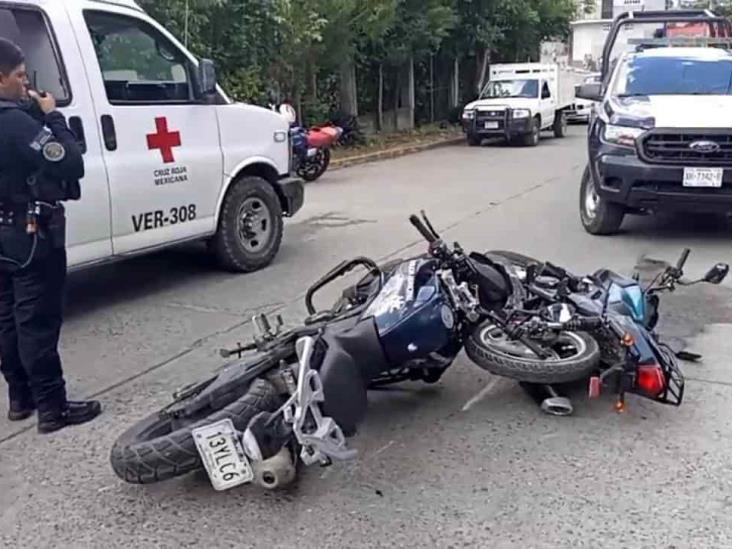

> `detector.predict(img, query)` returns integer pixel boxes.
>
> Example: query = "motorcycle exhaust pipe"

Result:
[520,382,574,416]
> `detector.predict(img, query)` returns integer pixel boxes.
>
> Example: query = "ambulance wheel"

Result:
[211,176,284,272]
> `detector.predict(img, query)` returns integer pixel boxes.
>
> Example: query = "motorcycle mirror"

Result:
[703,263,729,284]
[278,103,297,125]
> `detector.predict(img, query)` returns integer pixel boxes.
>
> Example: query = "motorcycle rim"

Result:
[478,324,588,362]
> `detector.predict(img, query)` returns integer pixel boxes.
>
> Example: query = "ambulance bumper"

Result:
[277,176,304,217]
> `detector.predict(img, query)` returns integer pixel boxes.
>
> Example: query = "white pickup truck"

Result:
[0,0,303,273]
[462,63,588,146]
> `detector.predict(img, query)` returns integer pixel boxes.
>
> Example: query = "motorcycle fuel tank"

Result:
[361,258,455,365]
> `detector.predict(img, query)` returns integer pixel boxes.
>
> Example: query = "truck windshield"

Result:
[614,55,732,96]
[480,79,538,99]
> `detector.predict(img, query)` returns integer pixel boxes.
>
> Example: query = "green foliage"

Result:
[136,0,583,110]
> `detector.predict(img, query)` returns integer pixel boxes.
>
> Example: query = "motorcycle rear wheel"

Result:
[465,322,600,384]
[110,378,281,484]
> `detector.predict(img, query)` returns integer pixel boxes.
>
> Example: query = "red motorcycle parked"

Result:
[275,103,343,182]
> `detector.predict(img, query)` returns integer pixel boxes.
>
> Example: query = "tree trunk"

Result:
[400,56,415,129]
[394,69,401,115]
[310,64,318,100]
[296,93,303,126]
[429,54,434,123]
[449,56,460,108]
[339,56,358,117]
[377,62,384,132]
[477,48,490,94]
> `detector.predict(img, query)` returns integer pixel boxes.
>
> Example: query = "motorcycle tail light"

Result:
[636,364,666,397]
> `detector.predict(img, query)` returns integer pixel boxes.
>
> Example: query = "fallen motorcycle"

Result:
[110,212,518,491]
[466,249,729,415]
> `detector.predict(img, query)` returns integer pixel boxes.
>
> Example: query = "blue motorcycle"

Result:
[465,249,729,415]
[110,212,515,491]
[110,212,727,492]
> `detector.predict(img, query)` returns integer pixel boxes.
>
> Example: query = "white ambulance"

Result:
[0,0,304,272]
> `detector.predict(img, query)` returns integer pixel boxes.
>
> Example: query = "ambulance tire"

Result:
[210,176,284,272]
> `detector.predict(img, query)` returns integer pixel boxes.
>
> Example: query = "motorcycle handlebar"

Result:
[565,317,604,331]
[545,317,604,331]
[409,214,437,244]
[676,248,691,271]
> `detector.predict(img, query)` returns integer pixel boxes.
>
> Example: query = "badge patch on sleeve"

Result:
[42,142,66,162]
[29,128,53,151]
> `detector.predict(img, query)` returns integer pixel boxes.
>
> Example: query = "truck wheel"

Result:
[467,132,482,147]
[579,166,625,235]
[210,176,284,272]
[553,112,567,138]
[523,118,540,147]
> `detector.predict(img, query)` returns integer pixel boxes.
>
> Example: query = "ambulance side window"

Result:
[0,8,70,104]
[83,11,194,105]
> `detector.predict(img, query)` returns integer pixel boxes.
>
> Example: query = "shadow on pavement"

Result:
[63,243,225,319]
[620,211,732,240]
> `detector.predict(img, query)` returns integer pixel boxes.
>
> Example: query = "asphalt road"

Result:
[2,126,732,548]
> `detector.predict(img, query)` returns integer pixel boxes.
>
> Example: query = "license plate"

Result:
[683,167,723,188]
[484,121,499,129]
[192,418,254,491]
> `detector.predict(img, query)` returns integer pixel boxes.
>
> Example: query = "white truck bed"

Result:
[489,63,590,110]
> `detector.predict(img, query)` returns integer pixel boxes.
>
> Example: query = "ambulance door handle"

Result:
[101,115,117,152]
[68,116,87,154]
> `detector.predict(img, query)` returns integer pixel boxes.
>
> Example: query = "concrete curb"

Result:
[330,135,465,170]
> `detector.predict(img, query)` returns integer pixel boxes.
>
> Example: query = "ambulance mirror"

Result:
[197,59,217,97]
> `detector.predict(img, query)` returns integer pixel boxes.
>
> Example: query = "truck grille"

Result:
[475,110,507,130]
[640,131,732,166]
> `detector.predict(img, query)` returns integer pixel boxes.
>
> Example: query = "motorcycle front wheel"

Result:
[465,322,600,384]
[297,149,331,182]
[110,378,281,484]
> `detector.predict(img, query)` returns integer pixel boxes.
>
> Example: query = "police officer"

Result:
[0,38,101,433]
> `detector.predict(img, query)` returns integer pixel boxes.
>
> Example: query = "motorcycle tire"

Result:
[110,378,281,485]
[298,149,331,182]
[465,322,600,384]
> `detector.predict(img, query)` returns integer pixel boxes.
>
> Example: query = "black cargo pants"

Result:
[0,209,67,412]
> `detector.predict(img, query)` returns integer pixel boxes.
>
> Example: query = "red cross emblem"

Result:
[146,117,181,164]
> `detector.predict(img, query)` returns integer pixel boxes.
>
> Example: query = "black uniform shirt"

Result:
[0,101,83,203]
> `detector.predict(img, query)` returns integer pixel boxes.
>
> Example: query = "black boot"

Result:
[8,398,35,421]
[38,400,102,434]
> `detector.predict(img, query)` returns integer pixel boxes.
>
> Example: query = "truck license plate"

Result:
[484,121,499,129]
[192,418,254,491]
[683,167,723,188]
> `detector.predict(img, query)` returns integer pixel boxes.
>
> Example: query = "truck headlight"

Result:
[462,109,475,120]
[602,124,645,148]
[511,109,530,119]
